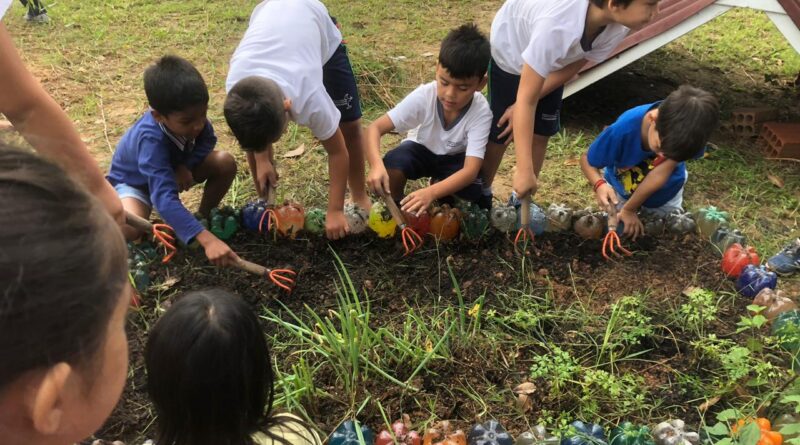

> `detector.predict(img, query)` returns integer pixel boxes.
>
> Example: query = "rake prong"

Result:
[400,227,423,256]
[268,268,297,292]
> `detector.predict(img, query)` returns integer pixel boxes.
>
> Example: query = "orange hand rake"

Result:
[235,257,297,292]
[258,185,280,234]
[125,211,177,263]
[602,204,632,260]
[382,194,424,256]
[514,198,535,252]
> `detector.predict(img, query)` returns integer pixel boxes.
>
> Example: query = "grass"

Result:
[4,0,800,442]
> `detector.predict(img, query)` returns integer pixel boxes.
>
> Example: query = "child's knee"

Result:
[204,151,238,179]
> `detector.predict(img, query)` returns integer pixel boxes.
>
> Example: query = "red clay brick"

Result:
[760,122,800,159]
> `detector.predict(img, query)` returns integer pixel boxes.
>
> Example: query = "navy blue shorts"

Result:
[488,58,563,144]
[383,140,483,203]
[323,18,362,123]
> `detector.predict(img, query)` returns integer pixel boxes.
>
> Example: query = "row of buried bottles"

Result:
[330,417,791,445]
[200,201,740,242]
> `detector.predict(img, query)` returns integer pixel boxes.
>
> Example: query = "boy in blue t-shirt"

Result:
[580,85,719,239]
[107,55,239,266]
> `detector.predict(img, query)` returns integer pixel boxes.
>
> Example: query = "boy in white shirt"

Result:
[366,24,493,215]
[224,0,368,240]
[481,0,661,205]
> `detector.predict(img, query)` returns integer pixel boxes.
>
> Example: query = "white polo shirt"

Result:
[387,81,492,159]
[490,0,629,77]
[1,0,12,20]
[226,0,343,141]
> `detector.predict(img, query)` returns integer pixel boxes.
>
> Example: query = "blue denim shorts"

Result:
[487,58,563,143]
[113,182,151,208]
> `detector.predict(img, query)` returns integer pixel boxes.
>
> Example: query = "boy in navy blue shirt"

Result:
[108,55,239,266]
[580,85,719,239]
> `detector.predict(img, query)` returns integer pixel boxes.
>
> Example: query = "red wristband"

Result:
[593,179,607,192]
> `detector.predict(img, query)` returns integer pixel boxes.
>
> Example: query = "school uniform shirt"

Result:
[226,0,343,141]
[490,0,629,77]
[252,413,322,445]
[586,102,697,209]
[387,81,492,159]
[106,112,216,244]
[1,0,12,20]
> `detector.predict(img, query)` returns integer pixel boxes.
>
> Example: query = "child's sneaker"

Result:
[24,11,49,22]
[767,238,800,275]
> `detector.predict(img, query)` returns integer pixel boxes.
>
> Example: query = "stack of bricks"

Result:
[760,122,800,159]
[731,107,778,138]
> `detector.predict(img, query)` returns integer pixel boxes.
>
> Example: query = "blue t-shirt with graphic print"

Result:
[586,102,695,209]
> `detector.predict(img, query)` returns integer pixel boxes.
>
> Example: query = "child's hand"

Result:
[594,183,619,208]
[617,208,644,241]
[512,169,538,200]
[401,188,434,216]
[175,164,194,192]
[253,151,278,198]
[367,164,391,195]
[325,209,349,240]
[196,230,239,267]
[496,104,515,144]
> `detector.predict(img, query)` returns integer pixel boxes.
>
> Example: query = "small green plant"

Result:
[529,345,580,394]
[598,294,654,365]
[579,369,649,419]
[778,392,800,445]
[678,287,718,337]
[737,305,769,352]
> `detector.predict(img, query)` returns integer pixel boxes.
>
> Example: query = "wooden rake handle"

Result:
[125,211,155,232]
[382,193,408,227]
[235,257,270,277]
[520,197,531,227]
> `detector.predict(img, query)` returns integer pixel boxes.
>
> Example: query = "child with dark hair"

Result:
[146,289,321,445]
[483,0,660,206]
[0,145,130,445]
[580,85,719,239]
[365,23,493,213]
[108,55,239,267]
[224,0,370,240]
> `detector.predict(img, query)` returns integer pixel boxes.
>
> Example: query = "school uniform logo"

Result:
[333,93,354,110]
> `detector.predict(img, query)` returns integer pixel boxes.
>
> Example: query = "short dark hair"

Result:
[0,145,128,391]
[438,23,490,80]
[656,85,719,162]
[146,289,315,445]
[224,76,287,151]
[144,55,209,116]
[591,0,637,7]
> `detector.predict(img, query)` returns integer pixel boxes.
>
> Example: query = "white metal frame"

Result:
[564,0,800,97]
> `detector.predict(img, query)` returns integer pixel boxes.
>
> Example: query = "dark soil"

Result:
[94,227,740,444]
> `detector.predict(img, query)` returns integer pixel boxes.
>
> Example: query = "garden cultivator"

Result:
[234,257,297,293]
[383,194,424,255]
[125,211,177,263]
[514,198,535,252]
[602,204,632,260]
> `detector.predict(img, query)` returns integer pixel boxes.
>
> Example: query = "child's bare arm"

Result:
[246,146,276,199]
[365,115,395,195]
[320,128,350,239]
[512,64,546,199]
[541,59,587,97]
[618,160,677,239]
[622,160,677,213]
[579,152,617,208]
[0,25,124,224]
[401,157,482,215]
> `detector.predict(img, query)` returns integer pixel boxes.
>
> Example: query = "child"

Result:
[483,0,661,204]
[107,55,239,267]
[0,7,123,222]
[580,85,719,239]
[146,289,322,445]
[0,146,130,445]
[224,0,369,240]
[365,23,493,214]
